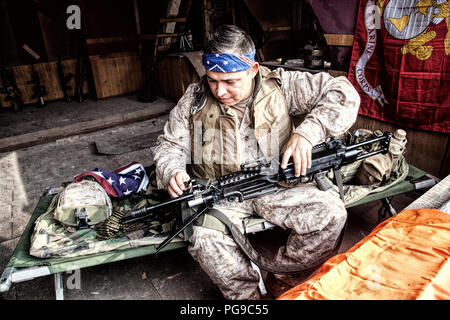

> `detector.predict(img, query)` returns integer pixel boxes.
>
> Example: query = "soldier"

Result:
[153,24,360,299]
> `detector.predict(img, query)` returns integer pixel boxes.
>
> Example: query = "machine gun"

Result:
[27,64,46,107]
[0,66,23,112]
[57,57,73,103]
[121,132,392,257]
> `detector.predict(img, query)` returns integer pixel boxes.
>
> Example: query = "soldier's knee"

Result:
[189,226,224,246]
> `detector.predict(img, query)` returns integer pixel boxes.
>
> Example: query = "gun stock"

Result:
[27,64,46,107]
[0,67,23,112]
[57,57,73,103]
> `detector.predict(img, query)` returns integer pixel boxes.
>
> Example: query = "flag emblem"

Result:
[74,161,149,198]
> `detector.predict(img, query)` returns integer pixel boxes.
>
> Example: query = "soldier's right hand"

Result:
[168,170,191,198]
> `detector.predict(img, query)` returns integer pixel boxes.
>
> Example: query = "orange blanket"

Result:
[278,209,450,300]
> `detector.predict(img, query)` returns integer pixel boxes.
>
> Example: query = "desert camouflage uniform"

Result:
[153,67,360,300]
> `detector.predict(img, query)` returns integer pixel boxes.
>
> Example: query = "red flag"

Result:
[348,0,450,133]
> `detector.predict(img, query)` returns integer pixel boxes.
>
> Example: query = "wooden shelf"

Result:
[324,34,354,47]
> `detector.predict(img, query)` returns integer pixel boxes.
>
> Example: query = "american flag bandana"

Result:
[202,49,256,73]
[74,161,149,198]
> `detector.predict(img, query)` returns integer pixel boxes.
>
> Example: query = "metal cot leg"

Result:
[54,272,65,300]
[381,198,397,216]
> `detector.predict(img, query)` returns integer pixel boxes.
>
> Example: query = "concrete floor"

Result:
[0,94,421,300]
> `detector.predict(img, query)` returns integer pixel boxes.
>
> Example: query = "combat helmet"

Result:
[53,179,112,231]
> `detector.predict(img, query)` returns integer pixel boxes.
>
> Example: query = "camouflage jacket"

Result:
[153,67,361,190]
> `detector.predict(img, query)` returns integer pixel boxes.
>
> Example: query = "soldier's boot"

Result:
[264,271,316,299]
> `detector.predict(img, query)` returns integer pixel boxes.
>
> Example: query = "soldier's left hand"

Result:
[281,133,312,177]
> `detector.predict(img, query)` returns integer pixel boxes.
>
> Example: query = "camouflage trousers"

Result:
[187,182,347,300]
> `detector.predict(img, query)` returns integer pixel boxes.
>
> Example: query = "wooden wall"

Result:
[0,51,145,107]
[0,59,83,107]
[156,54,200,101]
[89,51,145,99]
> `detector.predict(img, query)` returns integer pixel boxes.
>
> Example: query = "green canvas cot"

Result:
[0,164,434,299]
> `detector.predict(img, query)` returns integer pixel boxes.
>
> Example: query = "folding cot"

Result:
[0,164,434,299]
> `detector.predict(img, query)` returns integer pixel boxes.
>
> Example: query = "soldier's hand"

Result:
[168,170,191,198]
[281,133,312,177]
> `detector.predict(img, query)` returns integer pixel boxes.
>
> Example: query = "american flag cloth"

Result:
[74,161,149,198]
[202,49,256,73]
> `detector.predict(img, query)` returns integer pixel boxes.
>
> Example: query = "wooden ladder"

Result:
[154,0,193,60]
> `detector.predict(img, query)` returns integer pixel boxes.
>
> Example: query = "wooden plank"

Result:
[202,0,213,41]
[88,55,103,99]
[352,115,448,178]
[1,59,79,107]
[0,106,171,153]
[86,36,136,45]
[140,34,156,40]
[157,54,200,101]
[263,26,291,32]
[324,34,354,46]
[88,52,144,99]
[156,33,181,38]
[86,34,156,45]
[120,55,128,94]
[439,140,450,177]
[160,17,186,23]
[328,70,348,78]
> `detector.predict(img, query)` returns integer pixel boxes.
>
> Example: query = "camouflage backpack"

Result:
[333,128,409,205]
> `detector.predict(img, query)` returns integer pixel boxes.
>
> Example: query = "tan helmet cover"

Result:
[54,180,112,228]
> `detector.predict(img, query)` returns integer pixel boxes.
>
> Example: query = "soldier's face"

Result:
[205,63,259,106]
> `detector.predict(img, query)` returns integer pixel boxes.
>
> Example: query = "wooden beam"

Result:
[263,26,291,32]
[202,0,213,42]
[86,36,136,45]
[156,33,180,38]
[328,70,348,78]
[0,106,172,152]
[86,35,155,45]
[160,17,187,23]
[324,34,354,46]
[140,34,156,40]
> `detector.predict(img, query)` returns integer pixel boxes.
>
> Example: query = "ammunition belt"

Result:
[95,208,177,241]
[95,209,144,240]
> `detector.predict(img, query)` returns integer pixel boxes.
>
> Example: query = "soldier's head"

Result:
[202,25,259,106]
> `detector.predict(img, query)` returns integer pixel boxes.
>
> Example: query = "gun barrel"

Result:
[345,132,391,151]
[121,192,194,224]
[355,147,388,161]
